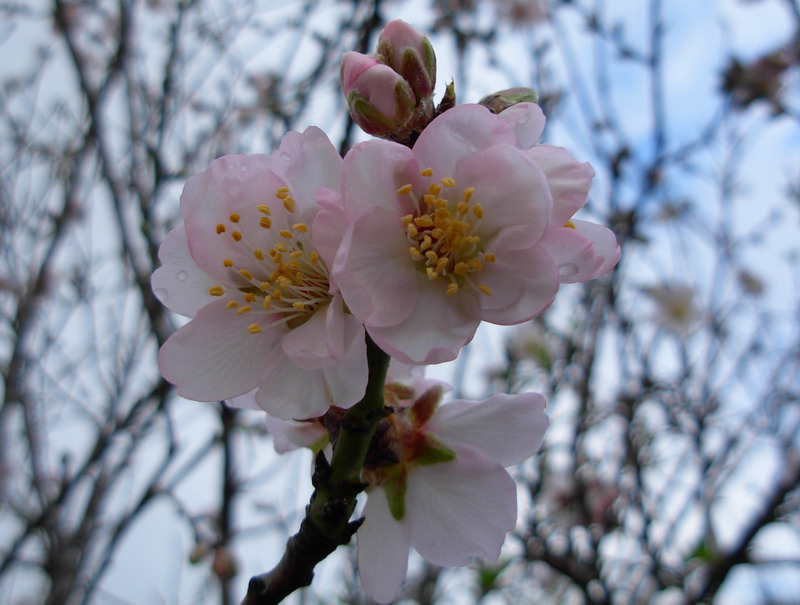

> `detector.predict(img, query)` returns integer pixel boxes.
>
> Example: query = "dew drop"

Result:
[177,270,188,281]
[559,263,579,278]
[155,288,168,302]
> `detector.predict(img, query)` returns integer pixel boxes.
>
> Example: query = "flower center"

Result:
[207,187,332,334]
[397,168,495,297]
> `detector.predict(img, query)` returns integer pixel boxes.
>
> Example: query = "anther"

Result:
[231,231,243,241]
[257,205,271,215]
[279,229,293,239]
[478,285,492,296]
[263,296,272,309]
[247,323,261,334]
[420,168,433,177]
[216,224,226,234]
[463,187,475,203]
[428,183,442,195]
[239,269,253,280]
[223,259,234,268]
[292,302,305,311]
[208,286,224,297]
[292,223,308,233]
[275,187,290,198]
[396,184,413,195]
[441,177,456,188]
[283,197,297,213]
[236,305,253,315]
[564,220,576,229]
[226,301,239,309]
[446,283,459,296]
[472,204,483,219]
[244,293,256,303]
[260,217,272,229]
[229,213,240,223]
[254,248,265,260]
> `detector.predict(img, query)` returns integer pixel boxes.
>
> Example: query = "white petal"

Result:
[151,225,218,317]
[322,318,368,409]
[255,348,333,420]
[407,445,517,566]
[427,392,549,466]
[358,487,411,604]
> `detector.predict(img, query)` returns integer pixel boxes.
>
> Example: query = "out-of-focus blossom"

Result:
[644,282,702,335]
[722,45,796,114]
[152,128,367,420]
[357,385,549,603]
[333,102,619,364]
[737,268,766,296]
[495,0,549,27]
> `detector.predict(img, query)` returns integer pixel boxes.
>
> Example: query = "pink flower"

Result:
[152,127,367,420]
[357,387,549,603]
[333,102,619,364]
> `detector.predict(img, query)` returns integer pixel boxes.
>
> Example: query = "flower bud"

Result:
[341,51,416,137]
[376,20,436,100]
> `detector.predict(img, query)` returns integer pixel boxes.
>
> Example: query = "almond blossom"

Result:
[357,384,549,603]
[333,102,619,365]
[152,127,367,419]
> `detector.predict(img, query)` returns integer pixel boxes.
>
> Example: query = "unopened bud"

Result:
[341,51,416,137]
[377,20,437,100]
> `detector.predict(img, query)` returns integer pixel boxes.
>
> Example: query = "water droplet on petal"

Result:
[177,270,188,281]
[451,130,466,142]
[155,288,168,302]
[559,263,579,278]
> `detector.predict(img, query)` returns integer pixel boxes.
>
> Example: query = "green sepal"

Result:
[414,434,457,466]
[478,87,539,114]
[382,466,408,521]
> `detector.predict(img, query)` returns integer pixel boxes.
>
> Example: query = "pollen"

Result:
[247,323,261,334]
[446,283,458,296]
[226,300,239,309]
[279,229,293,239]
[236,305,253,315]
[239,268,254,280]
[257,205,271,215]
[420,168,433,177]
[244,293,256,303]
[472,204,483,219]
[275,187,290,199]
[292,302,305,311]
[292,223,308,233]
[216,223,226,234]
[396,184,413,195]
[440,177,456,188]
[231,231,243,241]
[229,213,240,223]
[253,248,265,260]
[223,259,234,268]
[260,217,272,229]
[208,286,224,297]
[282,197,297,213]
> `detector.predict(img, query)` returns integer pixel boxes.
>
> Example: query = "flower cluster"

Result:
[152,18,619,604]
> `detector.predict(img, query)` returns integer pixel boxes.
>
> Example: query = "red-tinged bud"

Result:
[341,51,416,137]
[377,20,437,100]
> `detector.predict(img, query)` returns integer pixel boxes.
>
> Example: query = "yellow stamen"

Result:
[253,248,264,260]
[229,213,240,223]
[226,300,239,309]
[564,220,576,229]
[236,305,252,315]
[223,259,234,268]
[310,252,320,264]
[446,283,458,296]
[260,217,272,229]
[262,296,272,309]
[472,204,483,219]
[239,268,253,280]
[257,204,271,215]
[244,293,256,303]
[275,187,290,199]
[428,183,442,196]
[279,229,293,239]
[292,302,305,311]
[420,168,433,177]
[441,177,456,188]
[463,187,475,203]
[478,285,492,296]
[231,231,243,241]
[484,253,496,263]
[454,262,469,276]
[292,223,308,233]
[409,247,423,261]
[247,323,261,334]
[216,223,226,234]
[208,286,224,297]
[396,184,413,195]
[283,197,297,213]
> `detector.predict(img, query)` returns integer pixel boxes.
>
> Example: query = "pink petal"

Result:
[180,154,286,283]
[526,144,595,226]
[358,487,411,604]
[478,238,560,325]
[340,140,421,219]
[366,272,480,365]
[455,144,552,242]
[334,207,417,328]
[268,127,342,223]
[573,219,620,278]
[281,304,335,370]
[427,392,549,466]
[498,102,546,148]
[255,348,335,419]
[413,104,516,178]
[151,225,219,317]
[158,299,277,402]
[312,188,347,272]
[322,318,368,410]
[407,445,517,566]
[264,414,327,454]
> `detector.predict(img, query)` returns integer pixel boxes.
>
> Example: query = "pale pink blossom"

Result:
[357,387,549,603]
[152,127,367,420]
[333,102,619,364]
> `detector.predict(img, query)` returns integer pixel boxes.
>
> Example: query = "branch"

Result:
[240,335,391,605]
